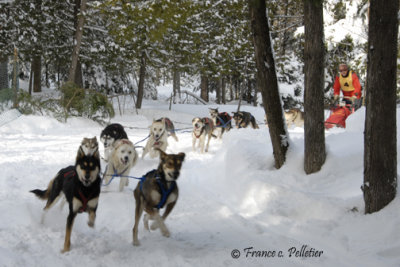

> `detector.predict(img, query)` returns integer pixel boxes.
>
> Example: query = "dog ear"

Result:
[76,146,85,159]
[93,149,100,161]
[177,152,185,162]
[156,148,167,161]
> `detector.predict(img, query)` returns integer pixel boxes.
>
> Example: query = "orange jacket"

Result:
[333,71,362,99]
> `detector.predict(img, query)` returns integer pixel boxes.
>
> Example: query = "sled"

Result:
[324,102,354,129]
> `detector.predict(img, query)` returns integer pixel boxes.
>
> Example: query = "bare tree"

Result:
[249,0,288,169]
[363,0,399,214]
[303,0,326,174]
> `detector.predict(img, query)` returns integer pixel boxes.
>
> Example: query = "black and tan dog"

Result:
[132,149,185,246]
[232,111,259,129]
[30,150,101,253]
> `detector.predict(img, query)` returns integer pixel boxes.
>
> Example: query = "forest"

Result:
[0,0,376,109]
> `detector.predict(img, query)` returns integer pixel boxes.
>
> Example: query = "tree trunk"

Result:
[216,77,221,104]
[136,52,146,109]
[303,0,326,174]
[221,76,226,104]
[363,0,398,214]
[32,55,42,93]
[32,0,42,93]
[249,0,288,169]
[200,75,209,102]
[68,0,87,84]
[173,69,180,103]
[0,54,8,90]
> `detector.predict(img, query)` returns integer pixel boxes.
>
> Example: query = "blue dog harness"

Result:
[139,170,176,209]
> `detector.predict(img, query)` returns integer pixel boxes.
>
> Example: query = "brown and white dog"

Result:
[209,108,232,138]
[192,117,215,153]
[132,149,185,246]
[103,139,138,191]
[284,108,304,128]
[264,108,304,128]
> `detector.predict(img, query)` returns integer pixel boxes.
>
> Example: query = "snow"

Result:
[1,95,399,267]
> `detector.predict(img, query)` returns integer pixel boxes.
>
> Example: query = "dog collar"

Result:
[154,130,166,142]
[194,126,204,139]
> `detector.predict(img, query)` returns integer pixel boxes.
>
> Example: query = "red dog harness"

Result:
[63,168,92,213]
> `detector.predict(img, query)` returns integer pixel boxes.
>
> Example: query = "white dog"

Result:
[192,117,215,153]
[103,139,138,191]
[142,118,169,159]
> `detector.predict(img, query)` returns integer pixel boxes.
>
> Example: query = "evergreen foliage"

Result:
[0,0,398,109]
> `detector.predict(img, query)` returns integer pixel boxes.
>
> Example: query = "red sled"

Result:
[324,105,354,129]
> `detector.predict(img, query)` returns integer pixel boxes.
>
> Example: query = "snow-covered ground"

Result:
[0,96,399,267]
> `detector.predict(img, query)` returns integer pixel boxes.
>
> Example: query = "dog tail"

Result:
[30,179,55,200]
[30,189,49,200]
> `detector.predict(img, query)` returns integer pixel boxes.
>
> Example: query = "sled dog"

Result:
[264,108,305,128]
[284,108,304,128]
[160,117,178,142]
[103,139,138,191]
[76,137,99,162]
[100,123,128,162]
[232,111,259,129]
[132,149,185,246]
[192,117,215,153]
[142,118,177,159]
[30,152,101,253]
[209,108,232,138]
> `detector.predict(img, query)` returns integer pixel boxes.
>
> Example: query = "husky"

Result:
[142,118,176,159]
[192,117,215,153]
[159,117,179,142]
[232,111,259,129]
[100,123,128,162]
[132,149,185,246]
[76,137,99,162]
[284,108,304,128]
[103,139,138,191]
[30,152,101,253]
[209,108,232,138]
[264,108,305,128]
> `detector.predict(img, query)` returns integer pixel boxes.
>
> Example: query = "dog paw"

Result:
[161,229,170,238]
[61,247,70,253]
[150,221,159,231]
[133,240,140,246]
[88,221,95,228]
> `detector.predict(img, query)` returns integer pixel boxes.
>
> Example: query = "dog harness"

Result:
[153,131,166,146]
[216,112,232,128]
[139,170,176,209]
[63,167,93,213]
[194,118,213,139]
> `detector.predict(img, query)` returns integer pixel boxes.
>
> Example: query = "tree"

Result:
[303,0,326,174]
[363,0,399,214]
[68,0,87,85]
[249,0,288,169]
